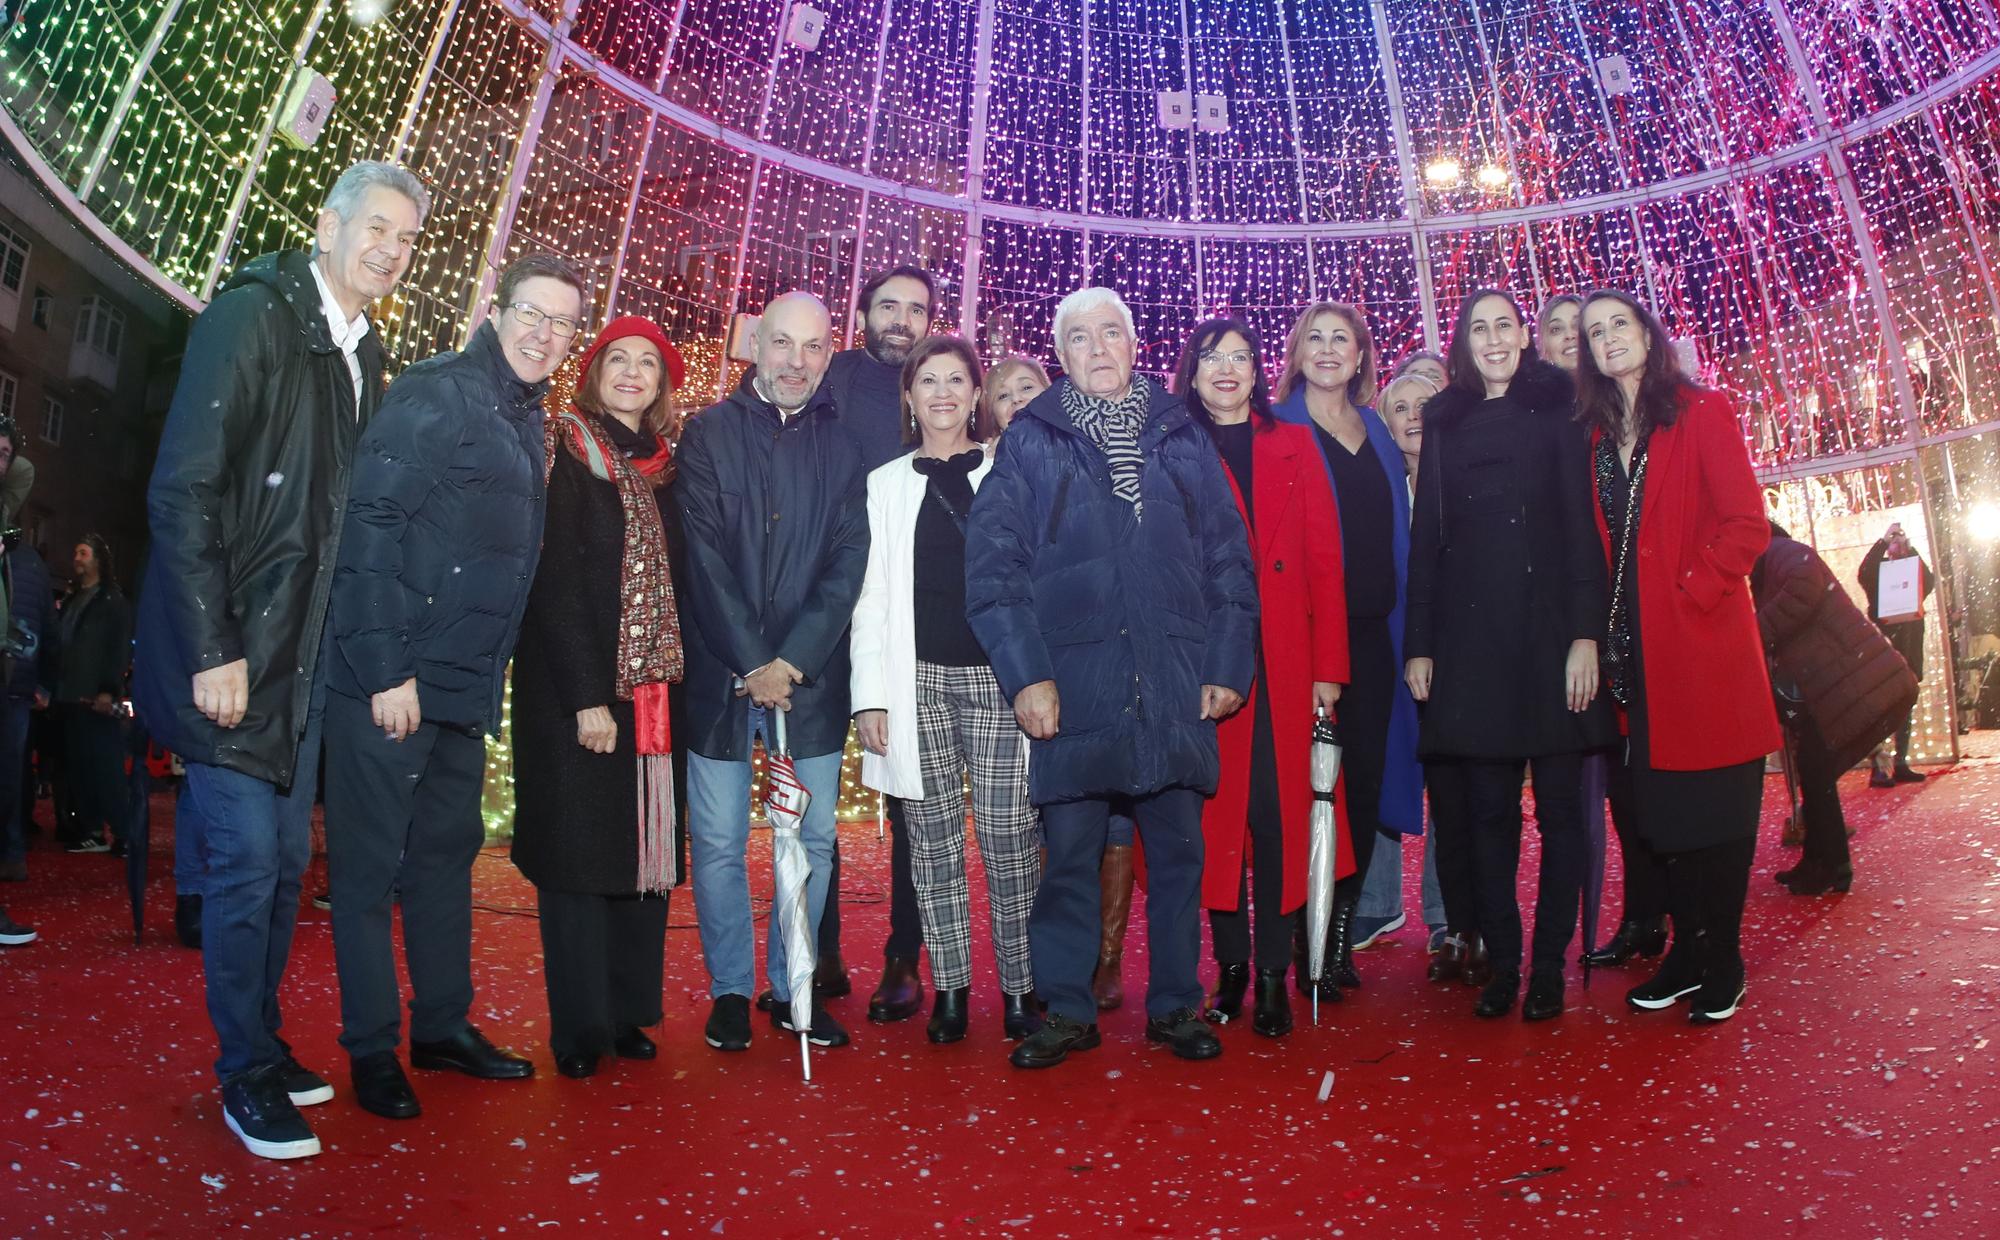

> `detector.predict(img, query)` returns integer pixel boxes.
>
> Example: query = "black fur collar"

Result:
[1422,356,1575,426]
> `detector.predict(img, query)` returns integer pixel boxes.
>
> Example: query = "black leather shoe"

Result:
[1146,1007,1223,1060]
[1584,917,1669,966]
[1251,969,1292,1038]
[814,953,852,999]
[1205,962,1250,1024]
[1009,1012,1100,1069]
[705,995,753,1051]
[1869,769,1896,789]
[1001,993,1043,1041]
[613,1027,657,1060]
[1893,764,1926,784]
[926,986,970,1044]
[350,1052,420,1120]
[556,1052,599,1079]
[1474,970,1520,1018]
[1777,863,1854,895]
[1462,936,1495,988]
[868,956,925,1023]
[174,895,203,950]
[409,1027,535,1080]
[1522,970,1564,1021]
[1427,936,1466,983]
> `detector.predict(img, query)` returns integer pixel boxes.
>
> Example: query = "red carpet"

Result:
[3,762,1996,1237]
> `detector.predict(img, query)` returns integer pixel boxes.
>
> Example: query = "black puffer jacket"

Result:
[327,320,547,733]
[134,250,385,788]
[675,370,868,761]
[3,542,57,702]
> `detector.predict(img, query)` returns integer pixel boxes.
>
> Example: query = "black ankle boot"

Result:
[1206,963,1250,1024]
[1582,916,1669,967]
[1330,897,1361,989]
[1251,969,1292,1038]
[1001,993,1042,1041]
[926,987,970,1044]
[1474,970,1520,1018]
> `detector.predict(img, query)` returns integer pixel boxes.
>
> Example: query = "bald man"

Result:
[676,292,870,1053]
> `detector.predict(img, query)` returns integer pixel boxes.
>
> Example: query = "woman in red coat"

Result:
[1576,290,1781,1026]
[1173,318,1349,1039]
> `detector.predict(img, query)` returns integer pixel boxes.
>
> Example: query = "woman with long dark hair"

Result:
[1575,289,1779,1025]
[1404,289,1615,1022]
[510,317,686,1079]
[1173,318,1348,1038]
[1271,303,1424,1000]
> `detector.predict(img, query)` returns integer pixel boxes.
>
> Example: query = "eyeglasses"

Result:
[1198,349,1253,370]
[506,301,582,339]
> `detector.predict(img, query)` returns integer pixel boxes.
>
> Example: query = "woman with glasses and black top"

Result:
[1174,318,1349,1039]
[1574,289,1779,1026]
[1404,289,1616,1023]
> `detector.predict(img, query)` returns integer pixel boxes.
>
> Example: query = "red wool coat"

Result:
[1591,387,1782,771]
[1200,420,1354,913]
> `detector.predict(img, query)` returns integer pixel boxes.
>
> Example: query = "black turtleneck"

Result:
[911,448,987,666]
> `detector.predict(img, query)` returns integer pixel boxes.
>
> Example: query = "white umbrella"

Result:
[1306,708,1343,1025]
[765,709,816,1081]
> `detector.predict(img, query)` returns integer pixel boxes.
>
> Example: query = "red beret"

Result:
[576,314,686,392]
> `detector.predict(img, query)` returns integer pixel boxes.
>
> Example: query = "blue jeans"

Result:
[184,703,323,1082]
[173,790,207,897]
[0,698,31,866]
[1357,819,1448,932]
[687,706,842,1002]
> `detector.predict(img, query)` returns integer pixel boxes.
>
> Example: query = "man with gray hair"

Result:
[134,159,427,1159]
[676,291,870,1054]
[967,286,1259,1068]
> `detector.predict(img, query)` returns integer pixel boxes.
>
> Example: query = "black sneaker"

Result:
[1689,964,1747,1025]
[704,994,753,1052]
[1009,1011,1101,1069]
[278,1055,334,1107]
[220,1064,321,1160]
[1145,1007,1223,1060]
[770,1000,851,1048]
[0,910,36,947]
[64,838,110,854]
[1627,948,1703,1011]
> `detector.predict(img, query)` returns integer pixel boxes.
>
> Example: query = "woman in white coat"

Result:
[851,336,1041,1046]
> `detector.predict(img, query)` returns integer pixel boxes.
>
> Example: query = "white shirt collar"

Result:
[308,258,371,354]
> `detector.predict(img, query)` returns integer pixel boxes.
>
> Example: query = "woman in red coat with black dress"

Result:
[1175,318,1350,1039]
[1575,290,1781,1026]
[511,317,687,1078]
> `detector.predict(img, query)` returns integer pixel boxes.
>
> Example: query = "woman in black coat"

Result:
[511,317,687,1079]
[1404,289,1615,1022]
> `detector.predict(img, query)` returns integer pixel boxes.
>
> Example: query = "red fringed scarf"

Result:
[547,409,685,893]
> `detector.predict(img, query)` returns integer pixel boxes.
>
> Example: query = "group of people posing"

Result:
[144,159,1855,1165]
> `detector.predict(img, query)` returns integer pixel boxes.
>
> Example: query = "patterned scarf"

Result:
[547,408,685,892]
[1061,374,1151,518]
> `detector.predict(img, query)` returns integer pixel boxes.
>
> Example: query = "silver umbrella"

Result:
[1306,708,1343,1025]
[765,709,816,1080]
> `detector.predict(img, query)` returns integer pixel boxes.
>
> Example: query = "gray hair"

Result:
[321,160,432,225]
[1052,287,1136,348]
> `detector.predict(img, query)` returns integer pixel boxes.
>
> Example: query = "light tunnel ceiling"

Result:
[6,0,2000,472]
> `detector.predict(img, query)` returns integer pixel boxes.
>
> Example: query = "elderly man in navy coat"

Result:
[966,286,1258,1069]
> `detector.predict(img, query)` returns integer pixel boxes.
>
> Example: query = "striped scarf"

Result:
[1061,374,1151,518]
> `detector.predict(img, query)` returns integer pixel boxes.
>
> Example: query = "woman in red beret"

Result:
[510,316,689,1078]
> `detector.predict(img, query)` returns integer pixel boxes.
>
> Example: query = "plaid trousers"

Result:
[904,660,1041,994]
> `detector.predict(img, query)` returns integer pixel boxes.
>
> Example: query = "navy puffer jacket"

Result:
[327,320,548,732]
[966,379,1259,805]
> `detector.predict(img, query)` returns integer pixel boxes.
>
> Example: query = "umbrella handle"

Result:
[773,705,788,758]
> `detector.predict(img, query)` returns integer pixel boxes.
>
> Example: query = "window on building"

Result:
[30,287,51,329]
[75,295,125,361]
[0,370,16,423]
[40,396,62,446]
[0,219,26,295]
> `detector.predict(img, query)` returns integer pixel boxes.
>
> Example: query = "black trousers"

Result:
[1300,616,1391,960]
[1604,757,1669,924]
[535,888,669,1058]
[324,688,488,1061]
[1423,760,1482,938]
[821,793,922,963]
[1435,751,1586,975]
[1650,833,1756,976]
[1792,721,1852,873]
[1209,688,1289,972]
[59,704,126,845]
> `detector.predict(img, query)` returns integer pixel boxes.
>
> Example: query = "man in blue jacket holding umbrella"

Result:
[967,286,1259,1069]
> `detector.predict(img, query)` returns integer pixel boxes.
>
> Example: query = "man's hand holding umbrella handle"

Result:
[1014,680,1060,740]
[1200,684,1244,721]
[372,677,421,742]
[192,659,250,729]
[742,658,803,712]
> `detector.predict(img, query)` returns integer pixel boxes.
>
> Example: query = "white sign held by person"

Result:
[1877,556,1923,625]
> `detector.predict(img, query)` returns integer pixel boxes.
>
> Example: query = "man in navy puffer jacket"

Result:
[323,254,586,1120]
[967,287,1258,1069]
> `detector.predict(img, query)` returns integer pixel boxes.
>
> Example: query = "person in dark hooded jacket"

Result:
[677,292,869,1056]
[133,162,426,1161]
[967,287,1259,1070]
[1754,522,1917,894]
[321,253,587,1121]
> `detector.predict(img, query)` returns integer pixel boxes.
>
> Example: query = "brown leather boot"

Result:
[1091,844,1135,1010]
[868,956,924,1023]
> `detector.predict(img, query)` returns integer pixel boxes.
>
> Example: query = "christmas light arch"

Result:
[5,0,1998,792]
